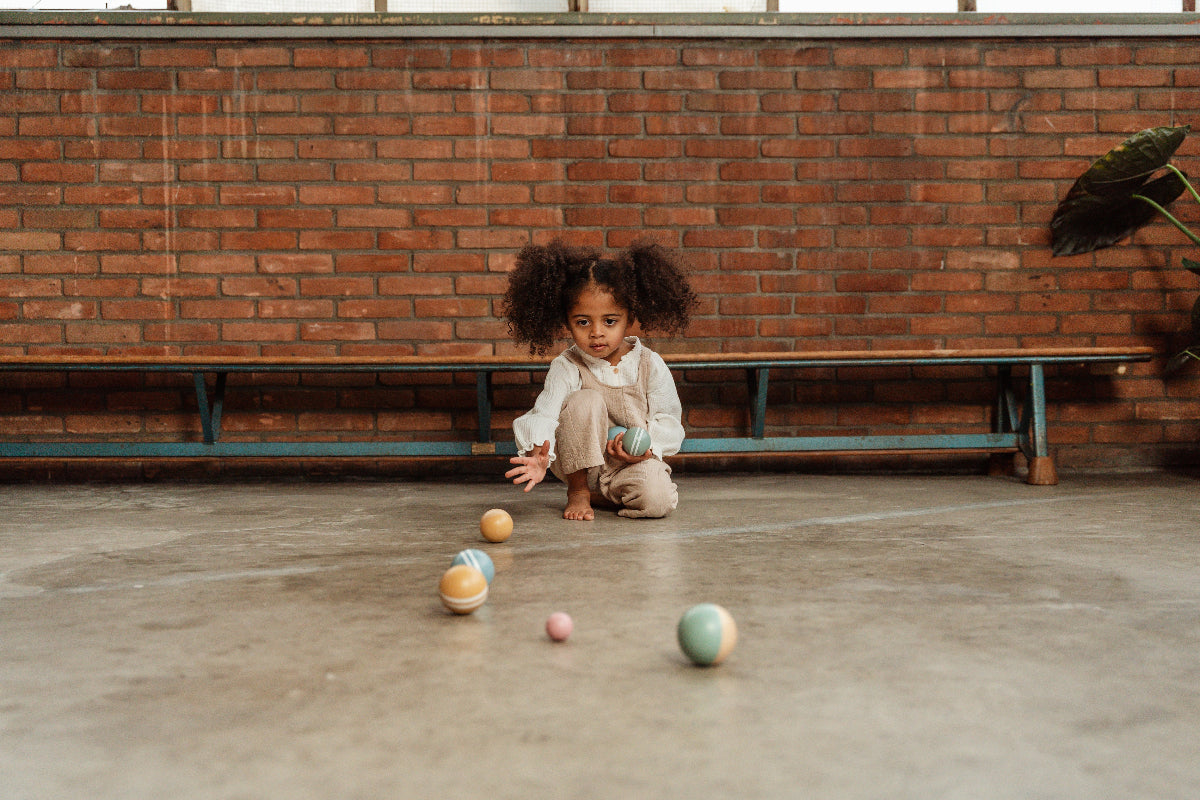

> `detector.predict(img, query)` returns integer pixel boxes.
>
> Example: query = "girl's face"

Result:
[566,284,631,365]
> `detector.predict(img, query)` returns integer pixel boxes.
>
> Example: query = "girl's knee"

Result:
[561,388,606,418]
[615,465,677,519]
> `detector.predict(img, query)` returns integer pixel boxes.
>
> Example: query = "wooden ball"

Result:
[439,564,488,615]
[621,426,651,457]
[480,508,513,543]
[546,612,573,642]
[677,603,737,666]
[452,548,495,585]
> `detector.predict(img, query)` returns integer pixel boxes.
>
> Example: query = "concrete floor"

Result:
[1,472,1198,800]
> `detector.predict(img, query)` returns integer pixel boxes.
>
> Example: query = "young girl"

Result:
[502,239,697,521]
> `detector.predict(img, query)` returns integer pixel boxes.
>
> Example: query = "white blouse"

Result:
[512,337,685,461]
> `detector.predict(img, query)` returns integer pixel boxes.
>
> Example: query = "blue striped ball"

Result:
[452,548,495,585]
[621,426,651,457]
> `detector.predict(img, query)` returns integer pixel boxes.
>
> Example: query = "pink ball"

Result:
[545,612,573,642]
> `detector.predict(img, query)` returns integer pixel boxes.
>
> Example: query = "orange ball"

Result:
[439,564,488,615]
[480,508,513,543]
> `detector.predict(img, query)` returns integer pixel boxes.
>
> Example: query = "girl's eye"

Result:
[604,318,618,326]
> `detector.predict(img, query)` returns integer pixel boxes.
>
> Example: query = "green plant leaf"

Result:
[1050,170,1189,256]
[1183,256,1200,277]
[1050,126,1191,257]
[1078,125,1190,196]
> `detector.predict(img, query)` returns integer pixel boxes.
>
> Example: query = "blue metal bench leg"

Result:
[471,371,500,455]
[476,371,492,444]
[193,372,227,445]
[192,374,226,448]
[989,366,1020,477]
[1020,363,1058,485]
[746,367,768,439]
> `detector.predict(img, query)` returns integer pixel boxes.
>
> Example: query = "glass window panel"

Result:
[780,0,956,10]
[190,0,371,8]
[0,0,167,6]
[978,0,1180,9]
[589,0,767,10]
[388,0,565,8]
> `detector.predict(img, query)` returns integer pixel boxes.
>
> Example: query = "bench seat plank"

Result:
[0,345,1157,371]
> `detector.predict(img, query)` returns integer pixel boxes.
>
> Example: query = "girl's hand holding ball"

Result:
[608,426,652,464]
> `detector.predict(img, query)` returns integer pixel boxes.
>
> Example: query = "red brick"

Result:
[412,162,489,182]
[293,47,369,68]
[720,116,795,136]
[297,232,372,251]
[223,322,298,342]
[608,185,681,204]
[378,230,456,251]
[221,277,298,297]
[100,300,174,320]
[178,208,255,229]
[180,299,255,319]
[412,253,486,273]
[300,277,375,296]
[607,94,684,114]
[140,46,214,67]
[646,115,720,135]
[22,300,97,320]
[336,299,405,319]
[258,254,334,274]
[221,231,298,251]
[376,320,454,341]
[564,207,642,227]
[566,162,641,182]
[336,254,409,273]
[26,207,98,231]
[609,139,682,159]
[259,209,335,229]
[213,46,290,67]
[220,186,297,206]
[411,208,488,228]
[300,322,376,341]
[178,254,255,274]
[1098,67,1173,87]
[458,184,532,205]
[140,278,217,298]
[489,209,564,227]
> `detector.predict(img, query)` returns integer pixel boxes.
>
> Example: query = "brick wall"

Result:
[2,28,1200,477]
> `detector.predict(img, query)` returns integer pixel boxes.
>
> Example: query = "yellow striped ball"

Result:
[439,564,488,615]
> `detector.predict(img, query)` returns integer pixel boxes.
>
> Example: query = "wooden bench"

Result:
[0,346,1155,485]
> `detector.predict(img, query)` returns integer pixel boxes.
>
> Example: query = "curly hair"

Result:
[502,239,697,355]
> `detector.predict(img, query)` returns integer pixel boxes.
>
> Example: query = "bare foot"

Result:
[563,489,595,521]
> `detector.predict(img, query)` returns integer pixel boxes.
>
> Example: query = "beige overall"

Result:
[548,348,679,519]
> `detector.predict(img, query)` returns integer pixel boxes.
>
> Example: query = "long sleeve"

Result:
[511,355,581,461]
[645,351,685,458]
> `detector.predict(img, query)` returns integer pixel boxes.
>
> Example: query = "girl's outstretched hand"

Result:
[506,440,551,492]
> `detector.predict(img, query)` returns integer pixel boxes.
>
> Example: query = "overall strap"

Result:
[563,346,651,430]
[564,348,605,391]
[636,346,654,396]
